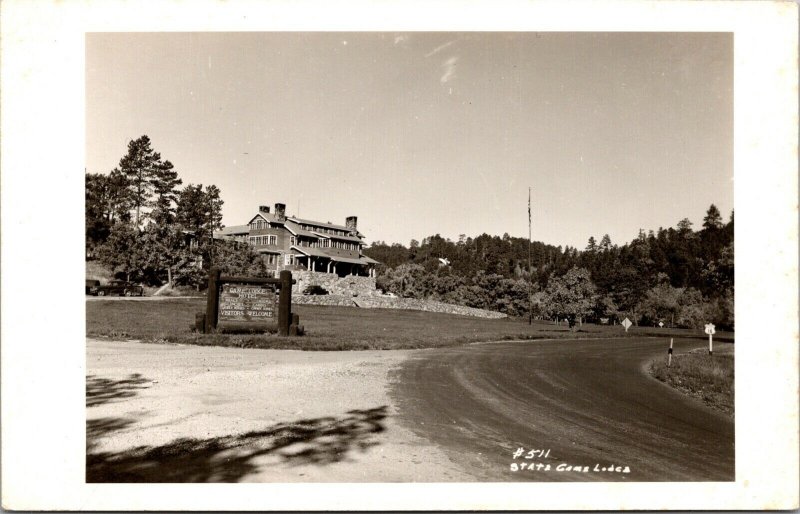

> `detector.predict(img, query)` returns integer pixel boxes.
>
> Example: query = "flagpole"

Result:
[528,187,532,325]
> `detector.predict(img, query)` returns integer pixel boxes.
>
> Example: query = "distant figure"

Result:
[567,316,576,330]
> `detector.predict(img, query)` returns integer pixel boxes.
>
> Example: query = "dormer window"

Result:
[250,219,268,230]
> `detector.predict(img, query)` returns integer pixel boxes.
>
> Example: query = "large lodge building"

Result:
[214,203,379,278]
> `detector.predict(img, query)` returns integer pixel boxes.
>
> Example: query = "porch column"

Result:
[327,261,332,273]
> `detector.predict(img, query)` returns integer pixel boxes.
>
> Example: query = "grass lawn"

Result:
[649,348,734,415]
[86,298,732,351]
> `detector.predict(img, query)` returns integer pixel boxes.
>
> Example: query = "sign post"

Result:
[668,338,673,367]
[704,323,716,355]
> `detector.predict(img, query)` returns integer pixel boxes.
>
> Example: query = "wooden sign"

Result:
[218,284,276,322]
[201,269,299,336]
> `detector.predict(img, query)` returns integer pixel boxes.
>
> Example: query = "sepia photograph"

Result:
[84,31,734,484]
[2,0,798,510]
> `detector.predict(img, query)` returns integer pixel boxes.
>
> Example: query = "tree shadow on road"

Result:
[86,373,152,407]
[87,405,388,482]
[87,417,139,453]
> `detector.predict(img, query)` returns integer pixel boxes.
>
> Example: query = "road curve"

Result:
[389,337,734,482]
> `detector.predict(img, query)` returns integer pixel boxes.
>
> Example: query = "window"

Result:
[251,220,268,230]
[284,254,295,266]
[267,235,277,245]
[290,236,296,246]
[322,239,330,248]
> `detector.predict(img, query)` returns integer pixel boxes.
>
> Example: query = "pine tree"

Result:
[176,184,223,237]
[117,135,163,226]
[702,204,723,230]
[600,234,612,252]
[149,159,182,225]
[676,218,694,238]
[176,184,225,270]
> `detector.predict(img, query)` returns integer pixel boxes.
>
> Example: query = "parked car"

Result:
[89,280,144,297]
[86,279,100,295]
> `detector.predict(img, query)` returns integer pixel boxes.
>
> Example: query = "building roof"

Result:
[291,245,330,258]
[311,231,363,244]
[214,224,250,237]
[329,255,370,265]
[246,212,284,225]
[284,220,321,239]
[288,216,351,232]
[291,245,379,265]
[241,210,365,241]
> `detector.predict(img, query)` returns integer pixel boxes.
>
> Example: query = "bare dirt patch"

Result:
[86,338,473,482]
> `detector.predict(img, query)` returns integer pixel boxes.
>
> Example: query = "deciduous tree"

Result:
[542,266,598,323]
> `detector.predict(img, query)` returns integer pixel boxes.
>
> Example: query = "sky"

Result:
[86,32,732,249]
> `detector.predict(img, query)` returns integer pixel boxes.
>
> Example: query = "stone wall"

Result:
[292,271,380,297]
[291,295,358,307]
[292,293,506,319]
[354,297,507,319]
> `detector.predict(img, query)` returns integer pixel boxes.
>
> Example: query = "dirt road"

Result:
[87,336,733,482]
[86,339,472,482]
[390,337,734,481]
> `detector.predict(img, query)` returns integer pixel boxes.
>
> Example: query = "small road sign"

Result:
[659,321,664,328]
[622,317,632,332]
[705,323,716,355]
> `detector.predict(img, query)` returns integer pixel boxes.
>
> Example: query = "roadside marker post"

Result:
[621,317,632,333]
[668,338,673,367]
[704,323,716,355]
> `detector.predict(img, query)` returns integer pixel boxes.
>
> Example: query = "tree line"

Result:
[87,135,734,329]
[364,206,734,330]
[86,135,266,287]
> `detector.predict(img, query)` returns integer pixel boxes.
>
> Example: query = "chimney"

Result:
[274,203,286,222]
[345,216,358,234]
[258,205,270,213]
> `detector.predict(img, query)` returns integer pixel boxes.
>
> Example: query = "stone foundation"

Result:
[292,294,507,319]
[292,271,380,297]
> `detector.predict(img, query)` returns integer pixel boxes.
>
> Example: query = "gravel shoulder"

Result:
[86,338,473,482]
